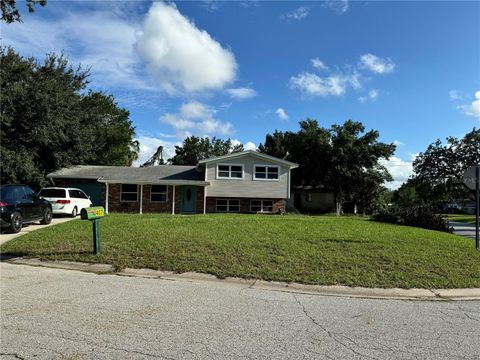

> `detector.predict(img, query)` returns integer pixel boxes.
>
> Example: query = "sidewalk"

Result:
[3,257,480,301]
[450,221,478,240]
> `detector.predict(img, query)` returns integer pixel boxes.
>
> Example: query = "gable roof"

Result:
[47,165,209,185]
[197,150,298,168]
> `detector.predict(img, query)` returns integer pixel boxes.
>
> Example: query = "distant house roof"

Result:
[198,150,298,168]
[47,165,209,186]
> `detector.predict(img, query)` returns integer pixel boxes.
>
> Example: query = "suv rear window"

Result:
[0,186,23,202]
[39,189,66,198]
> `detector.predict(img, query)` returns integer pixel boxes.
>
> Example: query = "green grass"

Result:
[1,214,479,289]
[444,214,477,225]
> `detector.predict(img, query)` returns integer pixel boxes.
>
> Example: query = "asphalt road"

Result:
[1,263,479,360]
[450,221,478,240]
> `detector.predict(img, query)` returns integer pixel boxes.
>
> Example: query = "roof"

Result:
[47,165,209,186]
[197,150,298,168]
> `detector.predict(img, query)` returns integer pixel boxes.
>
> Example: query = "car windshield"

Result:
[39,189,66,198]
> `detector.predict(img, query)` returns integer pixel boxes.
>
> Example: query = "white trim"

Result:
[150,184,168,203]
[216,163,245,180]
[253,164,280,181]
[250,199,274,213]
[98,179,209,186]
[172,185,176,215]
[105,182,109,214]
[140,184,143,214]
[216,199,240,213]
[120,184,138,202]
[198,150,298,168]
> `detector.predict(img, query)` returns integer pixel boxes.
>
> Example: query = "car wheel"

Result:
[40,208,53,225]
[71,206,78,218]
[10,212,23,233]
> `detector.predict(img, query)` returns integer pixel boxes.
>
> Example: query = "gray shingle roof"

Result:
[47,165,208,185]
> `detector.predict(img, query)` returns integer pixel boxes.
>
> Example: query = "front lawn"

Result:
[445,214,477,225]
[1,214,479,288]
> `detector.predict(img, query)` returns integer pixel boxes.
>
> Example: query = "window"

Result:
[217,164,244,179]
[69,190,88,199]
[151,185,167,203]
[39,189,66,198]
[120,184,138,202]
[254,165,279,180]
[250,200,274,213]
[216,199,240,213]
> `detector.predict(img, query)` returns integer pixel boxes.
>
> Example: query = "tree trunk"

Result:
[335,200,342,216]
[353,203,358,215]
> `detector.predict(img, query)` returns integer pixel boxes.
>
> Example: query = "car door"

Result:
[77,190,92,209]
[23,186,42,219]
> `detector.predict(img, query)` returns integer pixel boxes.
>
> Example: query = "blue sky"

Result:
[2,0,479,188]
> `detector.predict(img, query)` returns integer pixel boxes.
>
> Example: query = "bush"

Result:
[372,204,452,232]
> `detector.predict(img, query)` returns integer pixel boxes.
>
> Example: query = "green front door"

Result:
[181,186,196,214]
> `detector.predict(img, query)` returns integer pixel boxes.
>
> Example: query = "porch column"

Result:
[203,187,206,214]
[139,184,143,214]
[105,183,109,214]
[172,185,176,215]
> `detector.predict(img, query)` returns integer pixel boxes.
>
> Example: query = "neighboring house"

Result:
[47,150,298,215]
[290,185,335,213]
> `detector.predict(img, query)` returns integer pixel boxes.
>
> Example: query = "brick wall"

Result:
[206,197,285,214]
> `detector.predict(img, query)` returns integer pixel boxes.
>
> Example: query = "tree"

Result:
[141,145,166,167]
[170,136,244,165]
[412,128,480,204]
[1,0,46,23]
[259,119,395,214]
[0,47,136,189]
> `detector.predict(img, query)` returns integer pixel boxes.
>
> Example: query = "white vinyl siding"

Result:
[250,200,273,213]
[254,165,279,181]
[216,164,244,179]
[205,155,289,198]
[121,184,138,202]
[216,199,240,212]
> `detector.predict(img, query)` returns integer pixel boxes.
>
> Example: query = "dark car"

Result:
[0,184,52,233]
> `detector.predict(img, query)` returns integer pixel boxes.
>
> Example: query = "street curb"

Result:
[3,257,480,301]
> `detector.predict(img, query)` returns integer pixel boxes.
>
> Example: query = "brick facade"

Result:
[206,197,285,214]
[107,184,204,214]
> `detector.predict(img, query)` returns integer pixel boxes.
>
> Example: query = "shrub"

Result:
[372,204,452,232]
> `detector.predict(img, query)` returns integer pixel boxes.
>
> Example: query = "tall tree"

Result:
[170,136,244,165]
[1,0,46,23]
[259,119,395,214]
[141,145,166,167]
[412,128,480,203]
[0,47,136,189]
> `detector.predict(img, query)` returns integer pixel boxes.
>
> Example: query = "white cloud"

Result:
[359,53,395,74]
[282,6,310,21]
[358,89,379,103]
[133,135,179,166]
[457,91,480,119]
[136,2,237,94]
[380,156,413,190]
[449,89,463,101]
[160,101,234,137]
[225,87,258,100]
[1,9,151,90]
[290,72,361,97]
[244,141,257,151]
[311,58,329,71]
[275,108,289,120]
[393,140,404,146]
[323,0,349,14]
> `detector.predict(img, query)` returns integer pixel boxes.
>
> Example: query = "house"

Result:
[47,150,298,215]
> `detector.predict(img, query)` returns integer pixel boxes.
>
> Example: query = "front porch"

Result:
[101,183,207,215]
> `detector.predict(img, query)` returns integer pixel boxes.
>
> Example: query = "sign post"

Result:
[463,165,480,250]
[80,206,106,255]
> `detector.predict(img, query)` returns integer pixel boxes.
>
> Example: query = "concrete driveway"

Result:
[1,263,479,360]
[0,216,77,245]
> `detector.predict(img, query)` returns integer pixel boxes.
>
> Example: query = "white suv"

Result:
[39,187,93,217]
